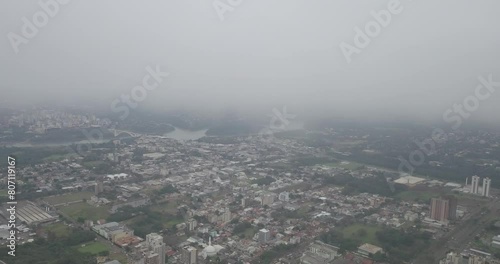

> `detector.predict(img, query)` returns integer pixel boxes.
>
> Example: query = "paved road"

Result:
[413,198,500,263]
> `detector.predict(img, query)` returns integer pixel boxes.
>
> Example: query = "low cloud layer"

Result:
[1,0,499,125]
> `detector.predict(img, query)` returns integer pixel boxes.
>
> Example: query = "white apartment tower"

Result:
[471,175,480,194]
[482,177,491,197]
[259,229,270,243]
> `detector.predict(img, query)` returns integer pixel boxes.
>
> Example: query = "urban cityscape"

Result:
[2,1,500,264]
[1,108,500,264]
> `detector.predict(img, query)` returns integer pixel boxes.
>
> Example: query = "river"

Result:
[4,127,208,148]
[163,127,208,141]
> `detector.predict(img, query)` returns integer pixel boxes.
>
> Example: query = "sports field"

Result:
[77,242,108,254]
[44,192,93,205]
[60,203,110,221]
[341,224,382,246]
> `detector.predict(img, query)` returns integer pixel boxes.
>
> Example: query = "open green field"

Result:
[42,222,72,238]
[60,203,110,221]
[83,160,107,168]
[42,153,79,162]
[396,190,439,202]
[44,192,93,205]
[244,227,258,239]
[327,161,366,171]
[150,200,180,215]
[340,161,365,170]
[76,241,108,254]
[341,224,382,246]
[297,203,312,216]
[164,218,184,229]
[325,160,369,170]
[110,252,128,264]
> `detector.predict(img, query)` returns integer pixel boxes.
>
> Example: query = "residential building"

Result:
[482,177,491,197]
[181,246,197,264]
[471,175,480,194]
[445,195,458,220]
[259,229,270,243]
[279,192,290,202]
[145,233,166,264]
[187,218,197,231]
[430,198,450,222]
[439,252,461,264]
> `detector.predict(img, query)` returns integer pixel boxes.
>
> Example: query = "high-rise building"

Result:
[182,246,198,264]
[430,198,450,222]
[187,218,197,231]
[259,229,270,243]
[444,195,457,220]
[220,210,231,223]
[471,175,480,194]
[145,233,166,264]
[440,252,461,264]
[145,253,160,264]
[95,180,104,195]
[482,177,491,197]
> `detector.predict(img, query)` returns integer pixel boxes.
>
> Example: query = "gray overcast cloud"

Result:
[1,0,499,124]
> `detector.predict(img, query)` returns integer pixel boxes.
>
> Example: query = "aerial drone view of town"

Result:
[2,0,500,264]
[1,109,500,264]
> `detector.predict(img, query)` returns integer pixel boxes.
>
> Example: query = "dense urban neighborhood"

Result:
[1,109,500,264]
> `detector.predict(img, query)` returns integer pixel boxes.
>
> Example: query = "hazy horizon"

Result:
[2,0,500,126]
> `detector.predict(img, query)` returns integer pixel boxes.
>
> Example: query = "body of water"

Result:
[163,127,207,141]
[4,126,208,148]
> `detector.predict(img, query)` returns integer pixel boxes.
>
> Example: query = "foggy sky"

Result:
[1,0,500,124]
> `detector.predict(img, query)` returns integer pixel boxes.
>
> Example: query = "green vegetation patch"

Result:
[83,160,107,169]
[60,203,110,221]
[396,190,437,202]
[44,192,93,205]
[43,223,72,238]
[341,224,382,246]
[42,153,79,162]
[251,176,275,186]
[76,241,109,255]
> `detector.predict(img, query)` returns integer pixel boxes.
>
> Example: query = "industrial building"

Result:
[16,202,58,226]
[92,222,134,244]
